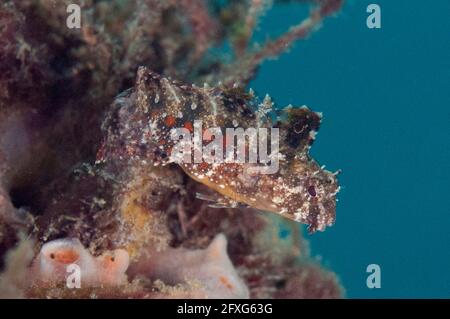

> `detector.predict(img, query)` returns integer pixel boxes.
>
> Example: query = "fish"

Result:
[99,67,339,232]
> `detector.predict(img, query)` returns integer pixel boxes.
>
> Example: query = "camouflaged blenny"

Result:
[99,67,340,233]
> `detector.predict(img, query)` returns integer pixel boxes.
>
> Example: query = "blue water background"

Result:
[250,0,450,298]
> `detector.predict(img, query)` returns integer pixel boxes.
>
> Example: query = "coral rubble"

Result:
[0,0,344,298]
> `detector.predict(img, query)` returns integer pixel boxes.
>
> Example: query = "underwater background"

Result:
[251,0,450,298]
[0,0,448,299]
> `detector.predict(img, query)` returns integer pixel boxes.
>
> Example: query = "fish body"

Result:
[100,67,339,232]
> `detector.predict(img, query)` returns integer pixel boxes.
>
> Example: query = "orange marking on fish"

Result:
[203,129,213,141]
[164,115,176,127]
[184,121,194,133]
[198,162,210,171]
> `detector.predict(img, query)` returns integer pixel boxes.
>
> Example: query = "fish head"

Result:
[290,159,339,233]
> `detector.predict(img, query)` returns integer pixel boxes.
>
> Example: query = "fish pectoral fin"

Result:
[195,192,248,209]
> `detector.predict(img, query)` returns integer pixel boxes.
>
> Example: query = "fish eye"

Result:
[110,257,115,262]
[50,253,55,259]
[294,123,306,134]
[307,185,317,197]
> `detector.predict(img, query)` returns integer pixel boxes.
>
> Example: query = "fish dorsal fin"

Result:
[196,192,245,209]
[279,106,322,156]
